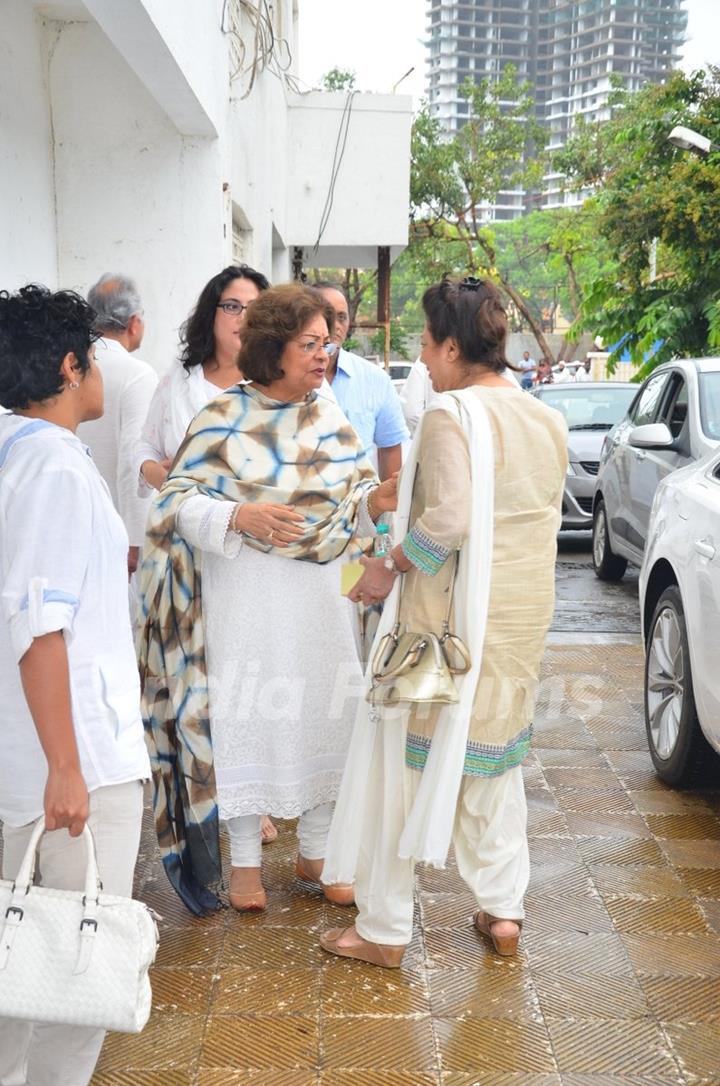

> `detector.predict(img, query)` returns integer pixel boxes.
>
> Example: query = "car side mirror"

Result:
[628,422,674,449]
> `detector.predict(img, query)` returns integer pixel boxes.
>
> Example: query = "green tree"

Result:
[556,68,720,375]
[320,68,356,92]
[410,66,558,358]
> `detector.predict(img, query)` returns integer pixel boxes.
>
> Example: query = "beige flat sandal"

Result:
[473,910,522,956]
[320,926,405,969]
[295,858,355,906]
[229,867,267,912]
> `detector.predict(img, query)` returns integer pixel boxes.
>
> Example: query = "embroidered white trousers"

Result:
[226,801,334,868]
[353,721,529,945]
[0,781,144,1086]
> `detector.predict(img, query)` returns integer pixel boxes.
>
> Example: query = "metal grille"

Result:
[576,496,594,513]
[580,461,600,476]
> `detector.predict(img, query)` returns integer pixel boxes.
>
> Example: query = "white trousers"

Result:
[0,781,144,1086]
[353,721,529,945]
[227,801,334,868]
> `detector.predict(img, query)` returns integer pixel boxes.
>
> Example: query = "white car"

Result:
[592,357,720,580]
[640,449,720,784]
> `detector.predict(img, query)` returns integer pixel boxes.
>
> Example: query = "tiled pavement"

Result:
[87,639,719,1082]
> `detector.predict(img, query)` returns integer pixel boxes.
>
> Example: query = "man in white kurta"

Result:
[78,274,158,575]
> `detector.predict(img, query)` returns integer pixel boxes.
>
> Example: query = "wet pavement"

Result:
[11,536,720,1084]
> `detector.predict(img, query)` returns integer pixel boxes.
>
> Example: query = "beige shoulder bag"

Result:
[367,551,471,707]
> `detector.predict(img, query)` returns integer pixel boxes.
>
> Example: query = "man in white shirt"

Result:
[79,274,158,575]
[519,350,537,389]
[574,358,593,382]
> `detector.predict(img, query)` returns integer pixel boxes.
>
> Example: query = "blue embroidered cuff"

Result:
[401,526,451,576]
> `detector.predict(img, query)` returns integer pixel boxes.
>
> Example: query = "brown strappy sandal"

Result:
[473,911,522,956]
[319,926,405,968]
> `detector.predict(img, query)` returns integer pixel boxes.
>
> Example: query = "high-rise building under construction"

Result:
[426,0,687,218]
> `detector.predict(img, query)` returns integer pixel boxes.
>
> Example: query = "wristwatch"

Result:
[382,553,400,576]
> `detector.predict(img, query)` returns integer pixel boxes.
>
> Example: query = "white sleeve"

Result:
[176,494,244,558]
[1,466,93,662]
[136,376,172,495]
[118,368,158,544]
[399,359,429,436]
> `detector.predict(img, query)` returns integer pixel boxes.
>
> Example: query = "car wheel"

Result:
[592,499,627,581]
[645,586,712,786]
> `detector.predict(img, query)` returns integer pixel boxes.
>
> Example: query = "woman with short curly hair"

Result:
[0,285,150,1082]
[138,283,398,916]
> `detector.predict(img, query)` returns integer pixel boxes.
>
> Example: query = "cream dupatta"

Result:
[323,387,495,881]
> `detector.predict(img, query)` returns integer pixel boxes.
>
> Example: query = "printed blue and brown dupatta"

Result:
[137,383,377,915]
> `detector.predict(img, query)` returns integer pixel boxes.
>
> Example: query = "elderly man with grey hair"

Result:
[79,274,158,577]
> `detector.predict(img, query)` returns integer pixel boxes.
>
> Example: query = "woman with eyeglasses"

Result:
[137,264,269,493]
[137,284,397,917]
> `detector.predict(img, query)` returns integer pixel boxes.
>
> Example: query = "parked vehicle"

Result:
[592,358,720,580]
[639,449,720,784]
[532,382,636,529]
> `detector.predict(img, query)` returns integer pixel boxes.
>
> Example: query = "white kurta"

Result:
[176,496,365,820]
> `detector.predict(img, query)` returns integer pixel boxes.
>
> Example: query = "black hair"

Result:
[179,264,270,373]
[422,277,511,374]
[0,284,98,409]
[314,280,349,304]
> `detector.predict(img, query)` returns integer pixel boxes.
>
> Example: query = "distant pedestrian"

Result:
[315,284,408,479]
[78,273,158,577]
[575,358,592,382]
[553,360,571,383]
[519,349,536,390]
[535,357,554,385]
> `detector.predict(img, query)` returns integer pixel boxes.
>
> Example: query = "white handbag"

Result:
[0,816,159,1033]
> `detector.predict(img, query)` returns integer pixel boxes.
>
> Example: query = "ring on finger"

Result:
[267,530,274,541]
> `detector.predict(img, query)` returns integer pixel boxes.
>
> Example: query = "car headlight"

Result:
[567,462,577,477]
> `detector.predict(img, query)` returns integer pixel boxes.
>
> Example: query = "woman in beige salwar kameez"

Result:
[319,277,568,965]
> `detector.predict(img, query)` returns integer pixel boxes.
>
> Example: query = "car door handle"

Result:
[695,538,716,560]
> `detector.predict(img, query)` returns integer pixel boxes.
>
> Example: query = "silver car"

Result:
[532,382,636,529]
[640,448,720,784]
[592,358,720,580]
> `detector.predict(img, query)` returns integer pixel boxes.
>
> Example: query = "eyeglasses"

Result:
[295,338,337,356]
[216,300,249,316]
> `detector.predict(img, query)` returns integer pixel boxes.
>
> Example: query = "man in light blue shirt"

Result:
[317,285,409,481]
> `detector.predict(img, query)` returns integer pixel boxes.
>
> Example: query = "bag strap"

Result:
[11,815,102,905]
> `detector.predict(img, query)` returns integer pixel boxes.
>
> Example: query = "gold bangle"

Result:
[232,504,243,534]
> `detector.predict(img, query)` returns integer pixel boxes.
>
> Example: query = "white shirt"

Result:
[0,415,150,826]
[574,367,592,382]
[136,364,234,493]
[399,359,443,436]
[399,358,520,433]
[77,338,158,546]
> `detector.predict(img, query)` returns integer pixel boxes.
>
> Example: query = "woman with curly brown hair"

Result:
[138,284,397,916]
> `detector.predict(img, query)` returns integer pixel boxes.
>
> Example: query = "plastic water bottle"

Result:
[374,522,391,557]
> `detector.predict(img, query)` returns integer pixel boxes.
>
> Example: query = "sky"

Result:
[297,0,720,107]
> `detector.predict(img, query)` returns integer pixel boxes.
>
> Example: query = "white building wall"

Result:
[1,0,410,373]
[0,2,57,288]
[41,15,225,372]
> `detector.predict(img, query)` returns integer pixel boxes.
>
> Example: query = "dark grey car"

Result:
[532,382,637,529]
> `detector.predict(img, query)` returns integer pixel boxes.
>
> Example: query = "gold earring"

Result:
[68,380,80,390]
